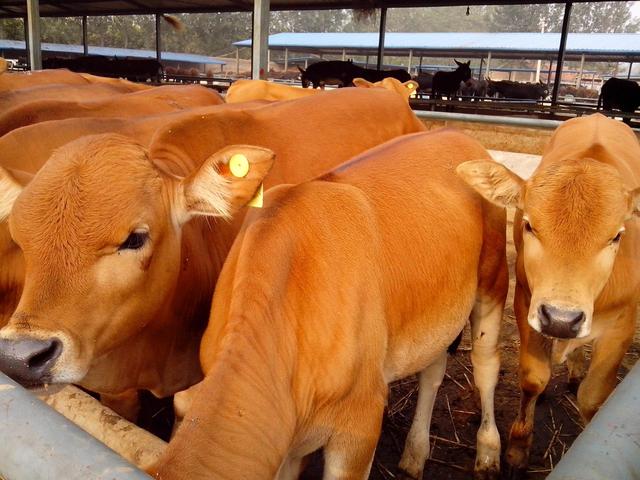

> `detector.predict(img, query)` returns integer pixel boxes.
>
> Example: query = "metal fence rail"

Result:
[0,372,151,480]
[547,361,640,480]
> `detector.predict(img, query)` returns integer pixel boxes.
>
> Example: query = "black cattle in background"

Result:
[415,72,434,94]
[487,79,548,100]
[431,60,472,99]
[598,77,640,124]
[43,56,163,82]
[459,78,488,98]
[298,60,411,89]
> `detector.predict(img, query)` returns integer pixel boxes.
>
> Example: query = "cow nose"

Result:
[538,304,585,338]
[0,337,62,386]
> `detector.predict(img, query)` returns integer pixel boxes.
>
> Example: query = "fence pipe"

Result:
[414,110,561,130]
[547,361,640,480]
[0,372,152,480]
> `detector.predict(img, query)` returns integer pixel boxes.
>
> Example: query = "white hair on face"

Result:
[0,173,23,222]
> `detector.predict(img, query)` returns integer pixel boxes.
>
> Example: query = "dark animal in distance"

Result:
[43,56,163,82]
[487,79,548,100]
[459,78,488,98]
[432,60,472,99]
[298,60,410,89]
[598,77,640,124]
[414,72,434,94]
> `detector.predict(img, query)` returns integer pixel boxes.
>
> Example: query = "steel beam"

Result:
[0,372,152,480]
[155,13,161,62]
[251,0,269,80]
[25,0,41,70]
[376,7,387,71]
[551,2,573,105]
[547,362,640,480]
[82,15,88,55]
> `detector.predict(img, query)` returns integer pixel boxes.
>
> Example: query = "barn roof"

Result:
[0,39,225,65]
[0,0,616,18]
[234,32,640,61]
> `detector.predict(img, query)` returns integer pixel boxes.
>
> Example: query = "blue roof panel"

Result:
[234,32,640,56]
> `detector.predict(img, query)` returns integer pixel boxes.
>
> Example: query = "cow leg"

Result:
[469,293,503,480]
[323,391,385,480]
[566,345,588,394]
[398,351,447,480]
[506,284,552,477]
[577,306,635,422]
[100,389,140,422]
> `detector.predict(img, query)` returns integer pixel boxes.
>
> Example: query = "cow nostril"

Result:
[570,311,586,331]
[27,339,62,370]
[539,304,551,326]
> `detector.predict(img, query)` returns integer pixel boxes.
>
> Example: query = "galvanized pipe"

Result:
[551,2,573,105]
[414,110,561,130]
[0,372,152,480]
[547,361,640,480]
[25,0,41,70]
[376,7,386,71]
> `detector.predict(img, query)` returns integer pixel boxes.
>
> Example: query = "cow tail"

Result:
[447,331,464,355]
[162,14,184,31]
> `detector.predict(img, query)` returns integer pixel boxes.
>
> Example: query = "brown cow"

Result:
[226,78,419,103]
[150,129,507,480]
[352,77,419,102]
[0,84,224,136]
[0,68,149,93]
[0,89,425,420]
[0,82,146,113]
[457,113,640,475]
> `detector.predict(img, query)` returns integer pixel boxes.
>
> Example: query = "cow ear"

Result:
[454,59,462,66]
[629,187,640,217]
[177,145,274,224]
[0,166,27,221]
[352,77,373,88]
[456,160,525,208]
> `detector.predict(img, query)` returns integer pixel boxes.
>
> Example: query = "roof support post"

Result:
[284,48,288,71]
[342,48,346,61]
[251,0,270,80]
[82,15,88,55]
[547,59,554,85]
[376,7,387,71]
[485,51,491,78]
[551,1,573,105]
[407,49,413,73]
[478,57,484,79]
[25,0,41,70]
[628,61,633,79]
[576,53,585,87]
[155,13,161,63]
[236,47,240,75]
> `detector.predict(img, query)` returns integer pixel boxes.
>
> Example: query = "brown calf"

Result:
[0,89,424,420]
[457,113,640,475]
[151,129,507,480]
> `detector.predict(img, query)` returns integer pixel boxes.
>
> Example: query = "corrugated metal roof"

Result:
[0,39,225,64]
[234,32,640,60]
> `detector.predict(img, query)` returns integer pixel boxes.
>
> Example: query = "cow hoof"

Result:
[396,468,421,480]
[473,468,500,480]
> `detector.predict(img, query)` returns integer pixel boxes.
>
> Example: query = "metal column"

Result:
[251,0,270,80]
[341,48,346,61]
[628,62,633,79]
[0,372,152,480]
[551,2,573,105]
[284,48,288,71]
[25,0,41,70]
[155,13,161,62]
[407,49,413,73]
[376,7,387,71]
[576,53,585,87]
[485,51,492,78]
[82,16,88,55]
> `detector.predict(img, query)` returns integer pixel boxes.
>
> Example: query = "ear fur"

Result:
[456,160,525,208]
[352,78,373,88]
[629,187,640,217]
[178,145,275,224]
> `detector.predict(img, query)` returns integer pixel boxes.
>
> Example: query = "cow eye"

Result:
[118,231,148,251]
[523,220,534,234]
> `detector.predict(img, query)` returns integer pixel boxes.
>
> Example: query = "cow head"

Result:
[457,158,640,339]
[0,134,274,387]
[454,59,472,81]
[297,66,309,88]
[352,77,419,102]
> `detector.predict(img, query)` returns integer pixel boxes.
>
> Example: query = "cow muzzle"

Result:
[537,303,585,339]
[0,337,62,386]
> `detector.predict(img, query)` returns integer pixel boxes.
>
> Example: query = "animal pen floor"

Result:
[137,150,639,480]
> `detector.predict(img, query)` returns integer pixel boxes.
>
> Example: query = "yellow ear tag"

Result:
[229,153,249,178]
[247,183,264,208]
